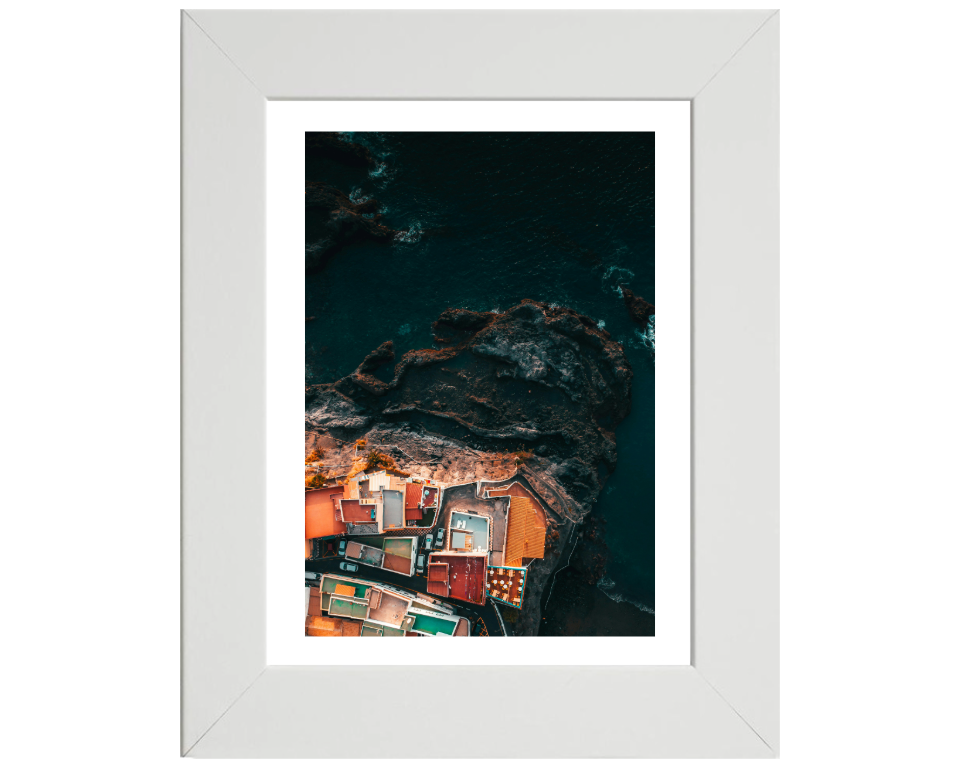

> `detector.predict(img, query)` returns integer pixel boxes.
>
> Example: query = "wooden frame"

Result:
[182,9,778,758]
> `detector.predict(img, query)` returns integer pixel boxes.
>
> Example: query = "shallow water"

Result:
[306,131,656,625]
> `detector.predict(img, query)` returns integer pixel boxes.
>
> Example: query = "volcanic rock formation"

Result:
[305,182,398,273]
[304,300,634,634]
[619,285,655,328]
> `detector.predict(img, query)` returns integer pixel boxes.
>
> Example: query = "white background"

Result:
[267,101,690,665]
[2,1,958,767]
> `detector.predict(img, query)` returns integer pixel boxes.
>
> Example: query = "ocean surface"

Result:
[306,132,656,627]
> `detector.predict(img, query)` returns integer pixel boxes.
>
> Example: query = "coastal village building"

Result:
[484,482,547,566]
[338,471,442,534]
[305,485,347,559]
[305,473,442,560]
[305,574,469,637]
[306,472,551,635]
[343,537,418,577]
[486,564,527,609]
[448,510,491,554]
[426,553,488,605]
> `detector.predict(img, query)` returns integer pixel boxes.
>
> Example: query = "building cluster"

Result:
[305,463,551,635]
[305,573,470,637]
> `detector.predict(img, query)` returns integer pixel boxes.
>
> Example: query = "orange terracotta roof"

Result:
[404,482,423,509]
[333,584,356,597]
[305,615,342,636]
[488,482,547,529]
[305,486,348,539]
[504,497,546,566]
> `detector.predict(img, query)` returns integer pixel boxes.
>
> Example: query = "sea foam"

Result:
[597,576,655,614]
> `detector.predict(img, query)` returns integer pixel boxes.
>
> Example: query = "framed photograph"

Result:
[182,9,778,758]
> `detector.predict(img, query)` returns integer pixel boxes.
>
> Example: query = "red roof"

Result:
[428,554,487,605]
[403,483,424,521]
[404,483,423,509]
[305,486,347,539]
[340,498,375,524]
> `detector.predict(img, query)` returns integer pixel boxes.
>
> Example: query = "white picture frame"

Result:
[182,9,779,758]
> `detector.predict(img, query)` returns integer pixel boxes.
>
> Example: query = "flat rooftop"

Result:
[429,554,487,605]
[449,511,490,553]
[346,542,385,567]
[382,489,404,528]
[340,498,378,524]
[367,591,411,628]
[383,538,414,558]
[328,596,369,620]
[305,486,347,539]
[382,553,412,574]
[319,575,369,598]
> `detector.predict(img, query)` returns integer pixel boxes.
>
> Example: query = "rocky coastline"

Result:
[619,285,655,328]
[305,181,399,274]
[305,299,634,634]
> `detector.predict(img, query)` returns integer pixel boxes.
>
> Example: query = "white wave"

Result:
[601,265,635,294]
[597,319,606,330]
[394,222,424,244]
[348,187,371,204]
[638,314,655,352]
[597,576,655,614]
[397,323,411,336]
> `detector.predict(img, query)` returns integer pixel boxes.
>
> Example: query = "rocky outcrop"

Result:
[305,132,375,168]
[306,300,632,522]
[619,285,655,327]
[305,300,633,634]
[305,182,398,273]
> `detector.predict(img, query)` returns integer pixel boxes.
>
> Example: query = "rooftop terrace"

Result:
[486,565,527,609]
[449,510,490,553]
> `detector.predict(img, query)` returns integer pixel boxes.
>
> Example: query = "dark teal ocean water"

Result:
[306,132,656,619]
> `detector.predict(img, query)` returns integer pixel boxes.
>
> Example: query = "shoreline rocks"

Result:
[305,182,398,273]
[305,300,634,634]
[620,285,655,327]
